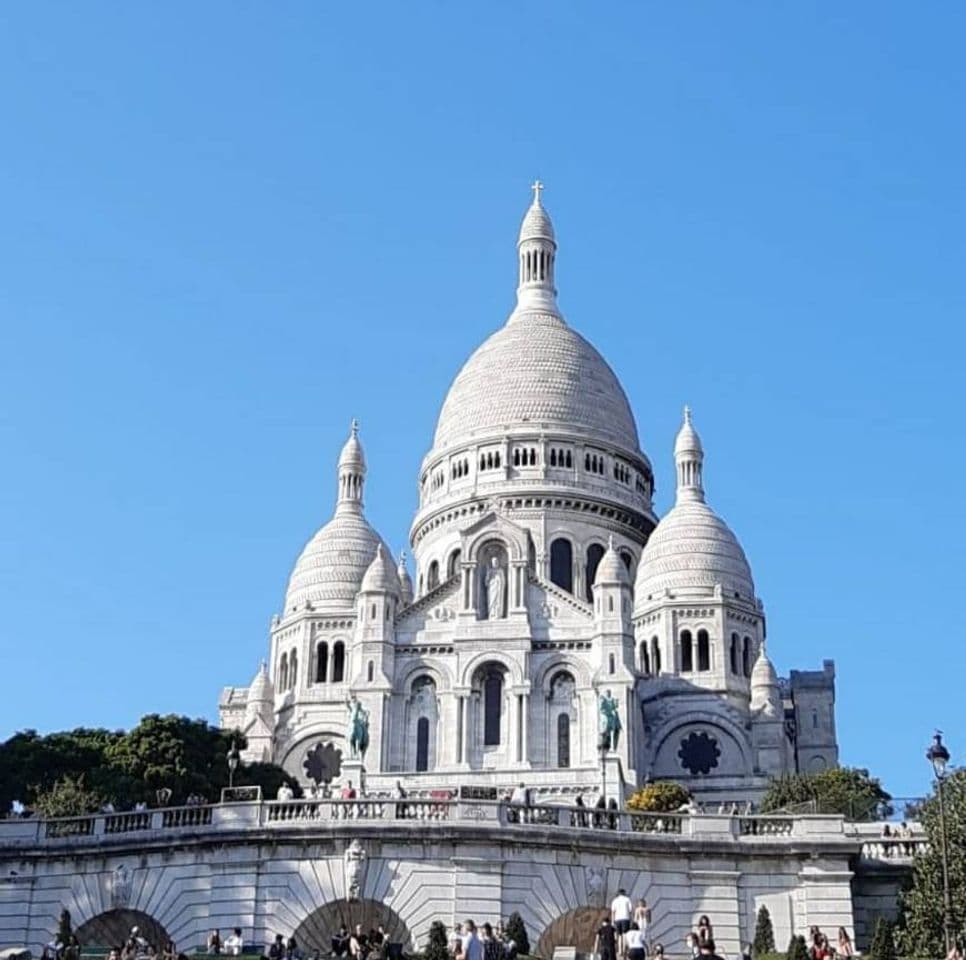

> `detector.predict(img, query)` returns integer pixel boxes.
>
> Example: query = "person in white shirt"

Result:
[625,923,647,960]
[460,920,483,960]
[611,889,634,959]
[224,929,244,957]
[276,783,294,801]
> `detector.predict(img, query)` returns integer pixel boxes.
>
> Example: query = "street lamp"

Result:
[227,740,241,790]
[926,731,953,956]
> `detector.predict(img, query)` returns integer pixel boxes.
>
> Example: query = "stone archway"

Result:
[292,899,412,954]
[75,909,171,951]
[537,907,609,960]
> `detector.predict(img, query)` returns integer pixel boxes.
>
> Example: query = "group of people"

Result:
[207,929,245,956]
[449,919,523,960]
[803,926,853,960]
[596,891,656,960]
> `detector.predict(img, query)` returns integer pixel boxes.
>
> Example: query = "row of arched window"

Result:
[430,469,445,490]
[277,648,298,692]
[315,640,346,683]
[638,637,663,675]
[451,458,470,479]
[421,548,462,594]
[513,447,538,467]
[730,632,753,678]
[548,448,573,468]
[479,451,502,471]
[548,537,633,601]
[521,248,554,284]
[614,462,630,484]
[585,452,606,475]
[680,629,712,672]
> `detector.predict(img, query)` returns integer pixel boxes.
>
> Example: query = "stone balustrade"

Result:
[0,800,895,853]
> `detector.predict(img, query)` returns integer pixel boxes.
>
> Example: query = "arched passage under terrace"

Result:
[75,910,171,951]
[537,906,609,959]
[292,899,413,954]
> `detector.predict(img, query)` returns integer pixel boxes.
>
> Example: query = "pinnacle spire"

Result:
[336,419,366,515]
[512,181,559,319]
[674,405,705,504]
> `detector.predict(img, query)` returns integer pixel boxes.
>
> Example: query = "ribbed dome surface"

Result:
[360,544,399,594]
[247,662,273,702]
[284,513,393,614]
[432,314,640,453]
[519,201,555,243]
[634,500,755,604]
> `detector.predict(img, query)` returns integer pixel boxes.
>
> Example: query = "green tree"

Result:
[33,775,105,818]
[786,935,808,960]
[760,767,891,820]
[626,781,691,813]
[869,919,897,960]
[423,921,449,960]
[898,768,966,957]
[505,912,530,956]
[753,905,775,955]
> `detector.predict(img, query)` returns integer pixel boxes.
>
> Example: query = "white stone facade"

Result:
[219,186,838,804]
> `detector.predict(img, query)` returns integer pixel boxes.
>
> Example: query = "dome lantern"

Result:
[336,419,366,516]
[513,180,560,318]
[674,405,705,504]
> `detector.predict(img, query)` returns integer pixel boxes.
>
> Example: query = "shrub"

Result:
[753,905,775,955]
[505,912,531,956]
[626,781,690,813]
[869,918,897,960]
[786,935,809,960]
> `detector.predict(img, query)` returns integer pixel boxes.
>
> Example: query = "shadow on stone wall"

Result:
[76,909,171,951]
[536,907,608,959]
[292,900,411,954]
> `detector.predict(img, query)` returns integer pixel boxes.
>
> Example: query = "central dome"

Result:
[432,312,640,453]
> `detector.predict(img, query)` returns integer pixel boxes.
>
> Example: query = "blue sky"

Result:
[1,4,963,797]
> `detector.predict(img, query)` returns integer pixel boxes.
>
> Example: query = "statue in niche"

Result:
[110,863,132,908]
[343,838,367,901]
[483,556,506,619]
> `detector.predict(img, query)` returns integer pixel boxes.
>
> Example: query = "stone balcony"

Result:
[0,798,925,861]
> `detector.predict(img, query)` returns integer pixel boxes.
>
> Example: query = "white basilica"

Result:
[220,186,839,804]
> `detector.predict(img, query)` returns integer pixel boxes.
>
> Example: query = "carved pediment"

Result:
[461,509,532,564]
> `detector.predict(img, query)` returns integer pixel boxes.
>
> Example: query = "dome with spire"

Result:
[635,408,754,606]
[594,536,630,587]
[431,184,640,456]
[282,422,394,615]
[397,551,414,606]
[750,643,781,715]
[360,544,400,595]
[247,661,273,704]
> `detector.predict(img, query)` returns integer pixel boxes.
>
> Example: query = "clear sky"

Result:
[1,4,963,798]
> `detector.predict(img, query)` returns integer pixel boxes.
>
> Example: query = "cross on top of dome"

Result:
[531,179,544,204]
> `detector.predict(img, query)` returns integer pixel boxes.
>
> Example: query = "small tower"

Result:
[513,180,560,317]
[397,550,414,607]
[593,536,632,638]
[356,545,398,676]
[241,661,275,763]
[336,419,366,515]
[750,642,790,776]
[674,405,704,503]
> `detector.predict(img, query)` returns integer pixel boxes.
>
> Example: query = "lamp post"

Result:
[926,731,952,956]
[227,739,241,791]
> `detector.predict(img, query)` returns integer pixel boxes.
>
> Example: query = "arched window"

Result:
[620,551,633,572]
[697,630,710,672]
[557,712,571,768]
[513,448,520,466]
[608,653,615,674]
[651,636,661,675]
[447,549,461,579]
[565,451,573,468]
[278,653,288,692]
[585,543,606,602]
[427,560,439,591]
[483,669,503,746]
[289,649,298,690]
[367,660,374,683]
[730,633,739,674]
[639,641,650,675]
[680,630,693,672]
[332,641,346,683]
[742,636,751,677]
[316,642,329,683]
[549,538,573,593]
[416,717,430,772]
[550,449,557,467]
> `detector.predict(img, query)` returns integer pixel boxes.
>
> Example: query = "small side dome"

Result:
[360,544,400,595]
[750,643,781,715]
[594,536,630,587]
[397,551,414,606]
[247,661,273,703]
